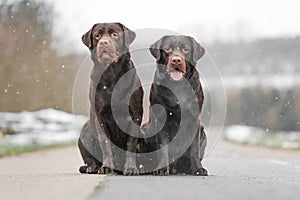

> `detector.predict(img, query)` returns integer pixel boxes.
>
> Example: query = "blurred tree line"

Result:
[199,36,300,132]
[200,86,300,132]
[0,0,82,112]
[226,87,300,131]
[0,0,299,132]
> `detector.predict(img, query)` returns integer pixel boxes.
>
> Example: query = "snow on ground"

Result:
[1,109,299,151]
[224,125,300,149]
[0,109,87,147]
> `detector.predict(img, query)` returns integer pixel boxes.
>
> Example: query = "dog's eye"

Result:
[182,48,190,53]
[164,47,172,53]
[111,32,119,39]
[95,34,101,40]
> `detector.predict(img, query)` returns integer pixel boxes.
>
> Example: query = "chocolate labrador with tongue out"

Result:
[143,35,208,176]
[78,23,143,175]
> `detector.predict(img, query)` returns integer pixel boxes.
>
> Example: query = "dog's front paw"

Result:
[154,166,170,176]
[191,167,208,176]
[98,166,114,175]
[123,167,139,176]
[123,160,139,176]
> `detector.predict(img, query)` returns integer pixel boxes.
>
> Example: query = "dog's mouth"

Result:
[167,68,185,81]
[97,48,119,63]
[166,55,186,81]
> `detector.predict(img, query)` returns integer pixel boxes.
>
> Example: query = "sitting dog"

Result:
[143,35,208,176]
[78,23,143,175]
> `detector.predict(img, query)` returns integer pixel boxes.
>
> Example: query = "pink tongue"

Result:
[170,71,183,81]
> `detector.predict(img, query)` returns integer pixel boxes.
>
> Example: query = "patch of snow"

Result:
[224,125,300,150]
[0,109,87,147]
[224,125,264,143]
[282,141,300,149]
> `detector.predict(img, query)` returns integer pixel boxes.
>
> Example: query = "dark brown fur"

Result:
[78,23,143,175]
[143,35,208,176]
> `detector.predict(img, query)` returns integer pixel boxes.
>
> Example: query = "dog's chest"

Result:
[93,65,135,107]
[154,82,196,107]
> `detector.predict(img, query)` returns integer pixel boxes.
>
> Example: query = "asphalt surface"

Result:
[90,142,300,200]
[1,141,299,200]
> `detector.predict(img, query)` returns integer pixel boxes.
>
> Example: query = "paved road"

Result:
[90,142,300,200]
[0,146,102,200]
[1,141,299,200]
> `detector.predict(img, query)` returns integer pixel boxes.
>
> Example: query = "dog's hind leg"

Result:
[78,121,102,174]
[78,138,100,174]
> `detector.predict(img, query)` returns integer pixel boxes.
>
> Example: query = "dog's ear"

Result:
[189,36,205,62]
[81,24,98,49]
[149,36,167,60]
[117,23,136,47]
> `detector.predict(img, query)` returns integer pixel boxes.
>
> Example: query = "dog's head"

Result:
[150,35,205,81]
[82,23,136,65]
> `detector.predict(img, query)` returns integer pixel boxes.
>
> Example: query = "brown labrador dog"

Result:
[78,23,143,175]
[143,35,208,176]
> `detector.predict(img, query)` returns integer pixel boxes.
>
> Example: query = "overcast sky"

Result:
[47,0,300,54]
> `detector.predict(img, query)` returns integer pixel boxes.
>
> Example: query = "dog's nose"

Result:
[171,56,183,65]
[99,39,110,46]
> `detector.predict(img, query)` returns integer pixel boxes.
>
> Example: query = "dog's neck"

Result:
[90,52,132,85]
[185,63,197,79]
